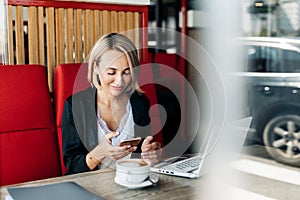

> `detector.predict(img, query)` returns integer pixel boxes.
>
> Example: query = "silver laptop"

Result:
[150,117,252,178]
[150,153,205,178]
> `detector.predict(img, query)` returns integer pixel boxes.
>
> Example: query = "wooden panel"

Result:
[46,7,55,90]
[7,1,149,10]
[84,9,94,58]
[83,9,88,58]
[133,12,140,53]
[74,9,83,63]
[6,2,147,91]
[110,11,117,33]
[98,11,103,39]
[7,5,14,64]
[102,10,109,35]
[88,9,94,54]
[28,6,39,64]
[55,8,65,65]
[93,10,100,43]
[66,8,74,63]
[125,12,134,44]
[15,6,25,64]
[118,11,125,33]
[37,6,45,65]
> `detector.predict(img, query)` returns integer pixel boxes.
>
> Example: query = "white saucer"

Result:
[114,177,155,189]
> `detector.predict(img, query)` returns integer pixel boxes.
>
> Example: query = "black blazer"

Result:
[62,87,151,175]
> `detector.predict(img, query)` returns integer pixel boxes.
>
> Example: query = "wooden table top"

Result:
[0,168,205,200]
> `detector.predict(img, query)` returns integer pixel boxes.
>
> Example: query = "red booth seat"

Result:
[0,58,175,185]
[54,63,90,174]
[0,65,61,186]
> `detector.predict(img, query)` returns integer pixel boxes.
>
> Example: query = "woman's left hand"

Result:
[141,136,162,165]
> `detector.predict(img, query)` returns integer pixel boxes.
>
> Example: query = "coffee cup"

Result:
[116,159,150,184]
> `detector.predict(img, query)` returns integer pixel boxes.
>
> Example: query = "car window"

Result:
[246,45,279,72]
[281,50,300,72]
[246,45,263,72]
[264,46,279,72]
[244,42,300,73]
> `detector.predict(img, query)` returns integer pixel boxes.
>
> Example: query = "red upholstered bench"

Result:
[0,65,61,186]
[54,63,90,174]
[0,61,166,185]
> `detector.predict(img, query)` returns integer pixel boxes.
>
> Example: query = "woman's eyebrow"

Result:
[106,67,117,70]
[105,67,130,71]
[123,67,130,71]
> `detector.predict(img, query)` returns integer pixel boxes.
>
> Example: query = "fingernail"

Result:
[116,131,120,135]
[127,145,131,148]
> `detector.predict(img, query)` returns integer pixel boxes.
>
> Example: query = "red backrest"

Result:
[54,62,164,172]
[139,60,164,145]
[150,53,185,143]
[54,63,89,174]
[0,65,61,186]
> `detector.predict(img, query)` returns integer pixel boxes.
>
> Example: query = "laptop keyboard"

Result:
[161,156,201,173]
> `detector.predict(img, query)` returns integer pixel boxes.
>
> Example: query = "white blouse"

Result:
[96,101,135,169]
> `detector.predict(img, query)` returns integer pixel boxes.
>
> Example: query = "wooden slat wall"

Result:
[55,8,65,66]
[74,9,83,64]
[15,6,25,64]
[7,5,142,91]
[7,5,14,64]
[125,12,133,45]
[84,9,94,59]
[93,10,101,46]
[133,12,140,58]
[37,6,45,65]
[110,11,117,33]
[28,6,38,64]
[66,8,74,63]
[46,7,55,88]
[102,10,109,35]
[118,11,125,33]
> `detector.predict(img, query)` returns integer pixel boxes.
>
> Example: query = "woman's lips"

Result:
[110,85,123,91]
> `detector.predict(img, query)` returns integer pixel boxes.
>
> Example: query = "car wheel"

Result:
[263,114,300,167]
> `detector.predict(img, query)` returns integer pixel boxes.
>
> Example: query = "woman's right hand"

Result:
[87,132,136,170]
[103,132,137,160]
[93,132,137,161]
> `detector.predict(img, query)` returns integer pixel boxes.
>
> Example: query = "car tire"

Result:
[263,114,300,167]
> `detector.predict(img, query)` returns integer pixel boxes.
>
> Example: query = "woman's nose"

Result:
[114,73,122,85]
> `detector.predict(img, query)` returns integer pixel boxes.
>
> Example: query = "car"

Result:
[239,37,300,167]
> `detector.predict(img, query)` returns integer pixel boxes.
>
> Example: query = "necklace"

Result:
[97,101,130,133]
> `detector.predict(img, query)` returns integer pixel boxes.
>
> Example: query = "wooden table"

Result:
[0,169,205,200]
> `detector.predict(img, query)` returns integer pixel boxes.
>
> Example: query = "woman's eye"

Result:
[107,71,115,75]
[123,70,130,75]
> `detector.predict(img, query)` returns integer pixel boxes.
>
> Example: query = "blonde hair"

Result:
[87,33,142,94]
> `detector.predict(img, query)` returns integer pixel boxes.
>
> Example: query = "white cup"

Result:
[116,159,150,184]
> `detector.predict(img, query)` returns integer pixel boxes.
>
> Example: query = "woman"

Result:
[62,33,161,175]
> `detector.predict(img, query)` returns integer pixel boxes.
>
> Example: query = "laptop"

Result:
[150,117,252,178]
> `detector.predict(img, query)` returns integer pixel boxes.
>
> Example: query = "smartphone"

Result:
[118,137,142,147]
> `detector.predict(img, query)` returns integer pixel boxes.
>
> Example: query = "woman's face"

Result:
[97,50,132,97]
